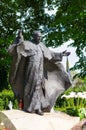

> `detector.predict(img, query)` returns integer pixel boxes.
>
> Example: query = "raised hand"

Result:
[62,50,71,56]
[14,30,24,45]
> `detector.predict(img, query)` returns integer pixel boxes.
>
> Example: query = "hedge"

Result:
[0,89,18,110]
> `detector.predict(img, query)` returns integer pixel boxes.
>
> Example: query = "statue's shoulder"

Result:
[22,40,35,50]
[39,42,52,60]
[23,40,32,45]
[39,42,47,50]
[39,42,46,47]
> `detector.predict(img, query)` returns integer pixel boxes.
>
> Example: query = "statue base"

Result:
[0,110,80,130]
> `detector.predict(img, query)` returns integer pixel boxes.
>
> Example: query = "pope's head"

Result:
[32,31,42,44]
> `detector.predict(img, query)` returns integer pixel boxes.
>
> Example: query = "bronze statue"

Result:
[8,30,72,115]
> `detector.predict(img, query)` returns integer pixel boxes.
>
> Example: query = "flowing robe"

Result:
[8,40,72,112]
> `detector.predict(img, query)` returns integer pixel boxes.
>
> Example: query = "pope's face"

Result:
[33,32,42,44]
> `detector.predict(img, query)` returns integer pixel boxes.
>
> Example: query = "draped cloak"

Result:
[8,40,72,112]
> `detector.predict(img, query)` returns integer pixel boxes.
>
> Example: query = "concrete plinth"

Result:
[0,110,80,130]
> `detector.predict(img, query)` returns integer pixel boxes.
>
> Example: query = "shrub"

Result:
[64,84,86,95]
[55,85,86,119]
[78,108,86,120]
[0,89,18,110]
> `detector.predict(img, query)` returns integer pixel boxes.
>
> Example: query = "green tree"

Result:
[0,0,86,90]
[45,0,86,77]
[0,0,21,90]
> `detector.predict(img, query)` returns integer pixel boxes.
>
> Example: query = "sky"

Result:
[49,39,79,69]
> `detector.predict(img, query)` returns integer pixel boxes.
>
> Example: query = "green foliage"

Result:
[66,108,78,116]
[55,84,86,119]
[78,108,86,120]
[54,0,86,77]
[64,84,86,95]
[0,89,18,110]
[56,96,86,108]
[56,107,86,119]
[55,97,86,119]
[0,0,86,89]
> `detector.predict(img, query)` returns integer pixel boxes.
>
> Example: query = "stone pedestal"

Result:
[0,110,80,130]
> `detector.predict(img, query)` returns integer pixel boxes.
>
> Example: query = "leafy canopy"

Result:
[0,0,86,89]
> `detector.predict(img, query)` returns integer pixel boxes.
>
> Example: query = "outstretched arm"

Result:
[51,50,71,62]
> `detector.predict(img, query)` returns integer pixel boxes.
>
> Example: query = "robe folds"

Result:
[8,40,72,112]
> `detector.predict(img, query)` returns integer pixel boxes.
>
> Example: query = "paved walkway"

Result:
[0,110,80,130]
